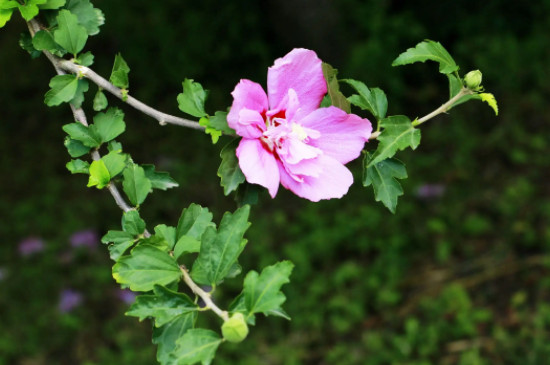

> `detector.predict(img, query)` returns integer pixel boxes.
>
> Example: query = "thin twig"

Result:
[180,266,229,321]
[414,88,473,126]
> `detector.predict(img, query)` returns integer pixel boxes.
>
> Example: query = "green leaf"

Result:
[392,40,459,74]
[369,115,421,167]
[363,153,408,213]
[87,159,110,188]
[66,159,89,174]
[64,137,90,157]
[65,0,104,36]
[92,107,126,143]
[243,260,294,318]
[69,78,89,108]
[126,285,198,327]
[122,163,152,206]
[191,205,250,286]
[112,245,181,292]
[122,210,146,236]
[0,9,13,28]
[217,139,245,195]
[142,165,179,191]
[154,225,177,250]
[17,0,45,21]
[342,79,387,120]
[479,93,499,115]
[93,89,108,111]
[110,53,130,89]
[101,150,127,177]
[199,117,222,144]
[54,9,88,55]
[102,230,135,261]
[153,312,197,364]
[32,30,58,52]
[177,79,208,118]
[209,111,235,135]
[38,0,66,9]
[62,123,100,148]
[234,183,261,207]
[75,51,94,66]
[45,74,79,107]
[107,140,123,152]
[173,235,201,258]
[176,204,214,241]
[322,63,351,113]
[19,32,41,58]
[169,329,222,365]
[0,0,19,9]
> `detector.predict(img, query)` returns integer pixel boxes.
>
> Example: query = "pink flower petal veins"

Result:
[267,49,327,115]
[236,138,280,198]
[299,106,372,164]
[227,79,268,138]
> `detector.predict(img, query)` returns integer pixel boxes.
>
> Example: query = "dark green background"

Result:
[1,1,549,364]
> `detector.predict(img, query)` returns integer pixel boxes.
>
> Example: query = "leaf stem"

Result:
[180,266,229,321]
[413,88,473,127]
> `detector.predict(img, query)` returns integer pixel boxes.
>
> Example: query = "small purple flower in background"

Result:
[116,289,137,305]
[18,237,45,257]
[416,183,446,200]
[58,289,83,313]
[69,229,99,250]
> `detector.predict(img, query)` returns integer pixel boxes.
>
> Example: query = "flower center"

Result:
[291,123,308,141]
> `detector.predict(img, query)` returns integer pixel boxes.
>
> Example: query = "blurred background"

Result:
[1,0,549,364]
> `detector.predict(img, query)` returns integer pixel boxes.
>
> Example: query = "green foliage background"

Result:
[1,0,550,364]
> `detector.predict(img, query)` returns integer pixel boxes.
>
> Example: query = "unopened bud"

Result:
[221,313,249,343]
[464,70,482,90]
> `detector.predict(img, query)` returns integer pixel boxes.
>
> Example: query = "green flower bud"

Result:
[464,70,482,90]
[222,313,249,343]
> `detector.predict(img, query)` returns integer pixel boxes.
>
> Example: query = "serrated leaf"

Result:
[107,140,123,152]
[173,235,201,259]
[154,225,177,250]
[243,260,294,318]
[234,182,261,207]
[169,329,222,365]
[322,63,351,113]
[108,240,134,261]
[110,53,130,89]
[102,150,127,177]
[62,122,100,148]
[342,79,387,120]
[92,107,126,143]
[19,32,41,58]
[126,285,198,327]
[0,9,13,28]
[65,0,104,36]
[177,79,208,118]
[102,230,135,244]
[112,245,181,292]
[102,230,135,261]
[142,165,179,191]
[17,0,44,21]
[153,312,197,364]
[75,51,94,66]
[479,93,498,115]
[176,204,214,241]
[69,78,89,108]
[93,89,108,111]
[32,30,58,52]
[209,111,235,135]
[54,9,88,55]
[45,74,79,107]
[87,159,110,188]
[363,153,408,213]
[122,164,152,206]
[392,40,459,74]
[369,115,421,166]
[64,137,90,157]
[66,158,89,174]
[217,139,245,195]
[191,205,250,286]
[199,117,222,144]
[122,210,146,236]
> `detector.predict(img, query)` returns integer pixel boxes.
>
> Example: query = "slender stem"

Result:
[413,88,473,126]
[180,266,229,321]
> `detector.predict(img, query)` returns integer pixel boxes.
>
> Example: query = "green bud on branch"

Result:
[464,70,483,90]
[221,313,249,343]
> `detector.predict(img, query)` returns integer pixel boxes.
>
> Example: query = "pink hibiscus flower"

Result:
[228,48,372,202]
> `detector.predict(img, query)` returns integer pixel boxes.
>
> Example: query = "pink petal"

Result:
[267,49,327,116]
[278,155,354,202]
[228,80,269,138]
[278,137,322,164]
[237,108,266,139]
[298,106,372,164]
[236,138,280,198]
